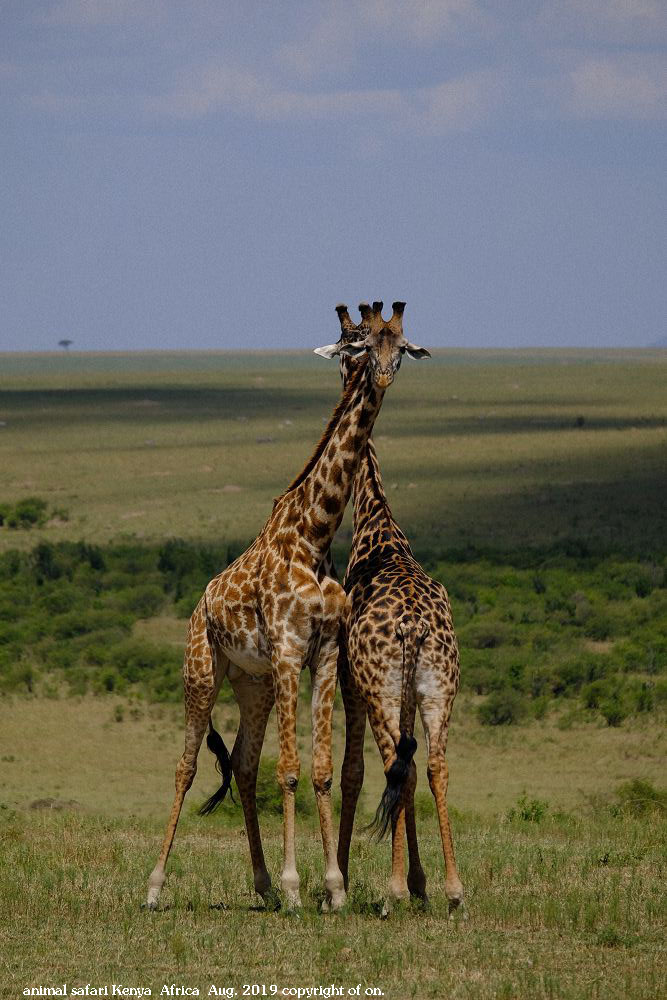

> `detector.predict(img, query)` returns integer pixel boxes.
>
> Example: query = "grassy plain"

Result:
[1,779,664,1000]
[0,697,665,1000]
[1,349,665,556]
[0,349,666,999]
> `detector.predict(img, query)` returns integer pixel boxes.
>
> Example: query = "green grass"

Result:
[0,785,664,999]
[0,694,665,997]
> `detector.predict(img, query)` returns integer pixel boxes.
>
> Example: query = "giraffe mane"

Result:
[356,442,413,555]
[363,441,390,507]
[277,361,368,500]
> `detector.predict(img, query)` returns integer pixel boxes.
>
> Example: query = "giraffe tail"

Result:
[366,616,429,841]
[198,720,234,815]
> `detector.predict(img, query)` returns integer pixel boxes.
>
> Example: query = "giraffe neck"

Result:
[346,438,413,574]
[274,363,385,559]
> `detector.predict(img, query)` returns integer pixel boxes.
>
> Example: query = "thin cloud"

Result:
[277,5,358,80]
[362,0,486,43]
[566,54,667,119]
[38,0,166,27]
[9,2,666,129]
[536,0,667,45]
[144,63,497,133]
[277,0,488,80]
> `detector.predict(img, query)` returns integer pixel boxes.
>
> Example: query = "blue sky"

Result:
[1,0,665,350]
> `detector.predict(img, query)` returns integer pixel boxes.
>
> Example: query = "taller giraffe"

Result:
[146,305,429,913]
[321,302,464,916]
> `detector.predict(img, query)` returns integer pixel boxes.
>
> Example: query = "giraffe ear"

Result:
[339,340,368,358]
[314,343,341,359]
[404,342,431,360]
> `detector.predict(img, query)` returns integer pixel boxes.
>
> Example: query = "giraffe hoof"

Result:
[282,886,302,913]
[261,887,281,912]
[448,897,466,920]
[322,889,346,914]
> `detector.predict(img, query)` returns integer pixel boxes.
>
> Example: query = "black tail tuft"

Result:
[366,731,417,841]
[198,723,234,816]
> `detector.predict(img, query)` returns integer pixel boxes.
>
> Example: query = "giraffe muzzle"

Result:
[375,372,394,388]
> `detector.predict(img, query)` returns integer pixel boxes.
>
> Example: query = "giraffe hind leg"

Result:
[146,618,226,910]
[337,652,366,893]
[363,701,413,913]
[420,700,464,916]
[229,671,277,907]
[405,761,428,903]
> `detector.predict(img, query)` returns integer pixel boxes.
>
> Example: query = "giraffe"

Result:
[146,304,428,913]
[321,301,464,916]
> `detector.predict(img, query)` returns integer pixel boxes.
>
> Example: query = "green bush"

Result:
[0,541,665,717]
[460,619,517,649]
[108,584,166,618]
[551,654,612,697]
[614,779,667,817]
[600,698,627,727]
[507,794,549,823]
[251,756,315,816]
[582,677,631,725]
[174,589,204,619]
[8,497,48,529]
[582,611,615,640]
[478,689,526,725]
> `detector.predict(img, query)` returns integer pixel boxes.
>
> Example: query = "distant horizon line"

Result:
[1,345,664,356]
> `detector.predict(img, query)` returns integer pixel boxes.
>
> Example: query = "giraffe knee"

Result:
[427,753,448,793]
[277,767,300,792]
[277,750,300,791]
[312,769,333,796]
[175,756,197,791]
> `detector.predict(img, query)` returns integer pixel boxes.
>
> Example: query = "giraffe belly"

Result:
[223,637,272,677]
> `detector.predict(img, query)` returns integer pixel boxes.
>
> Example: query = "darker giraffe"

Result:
[147,304,427,913]
[321,301,464,915]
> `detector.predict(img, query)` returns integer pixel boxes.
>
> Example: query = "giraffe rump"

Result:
[198,721,234,815]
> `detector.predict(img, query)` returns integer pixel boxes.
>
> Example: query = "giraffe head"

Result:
[315,301,430,388]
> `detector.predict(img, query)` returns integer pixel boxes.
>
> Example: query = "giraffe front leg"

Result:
[272,657,302,911]
[311,639,346,913]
